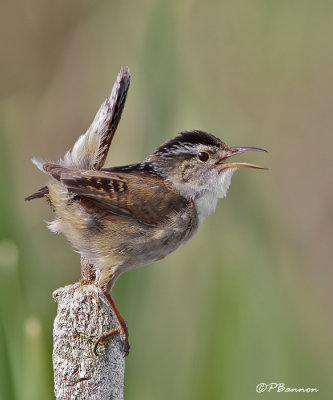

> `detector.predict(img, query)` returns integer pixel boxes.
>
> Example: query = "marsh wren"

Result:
[26,67,267,356]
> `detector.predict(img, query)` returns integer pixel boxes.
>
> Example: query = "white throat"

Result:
[193,168,237,225]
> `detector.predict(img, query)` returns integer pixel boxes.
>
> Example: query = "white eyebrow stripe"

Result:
[157,143,198,157]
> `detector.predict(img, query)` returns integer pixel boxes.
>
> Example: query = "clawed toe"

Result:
[93,292,130,356]
[93,327,130,357]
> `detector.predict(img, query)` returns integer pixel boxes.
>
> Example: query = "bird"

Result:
[25,67,267,356]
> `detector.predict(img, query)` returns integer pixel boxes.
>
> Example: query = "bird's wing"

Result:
[25,186,49,201]
[44,164,188,226]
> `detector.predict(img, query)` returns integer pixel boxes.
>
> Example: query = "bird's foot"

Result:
[93,325,130,357]
[93,292,130,357]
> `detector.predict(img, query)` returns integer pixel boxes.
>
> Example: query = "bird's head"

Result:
[146,130,267,200]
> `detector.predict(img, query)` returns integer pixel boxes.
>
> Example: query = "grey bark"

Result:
[52,283,125,400]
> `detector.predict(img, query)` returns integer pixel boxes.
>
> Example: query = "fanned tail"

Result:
[62,67,131,170]
[62,66,131,170]
[25,67,131,201]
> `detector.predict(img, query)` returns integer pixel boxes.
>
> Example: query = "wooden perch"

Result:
[52,283,125,400]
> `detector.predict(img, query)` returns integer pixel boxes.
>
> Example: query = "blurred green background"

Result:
[0,1,332,399]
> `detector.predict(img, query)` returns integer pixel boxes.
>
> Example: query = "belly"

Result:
[55,202,199,271]
[99,208,199,270]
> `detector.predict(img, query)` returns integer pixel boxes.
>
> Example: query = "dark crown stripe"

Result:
[155,130,223,155]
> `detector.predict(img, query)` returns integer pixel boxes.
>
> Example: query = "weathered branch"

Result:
[52,283,125,400]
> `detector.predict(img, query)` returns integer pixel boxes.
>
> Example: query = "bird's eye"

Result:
[198,152,209,162]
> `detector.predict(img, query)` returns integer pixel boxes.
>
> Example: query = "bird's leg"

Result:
[94,268,130,356]
[94,292,129,356]
[80,256,97,284]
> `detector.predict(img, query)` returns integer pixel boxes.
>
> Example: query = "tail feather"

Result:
[27,67,130,201]
[62,67,131,170]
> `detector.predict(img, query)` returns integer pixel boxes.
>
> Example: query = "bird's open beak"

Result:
[216,147,267,170]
